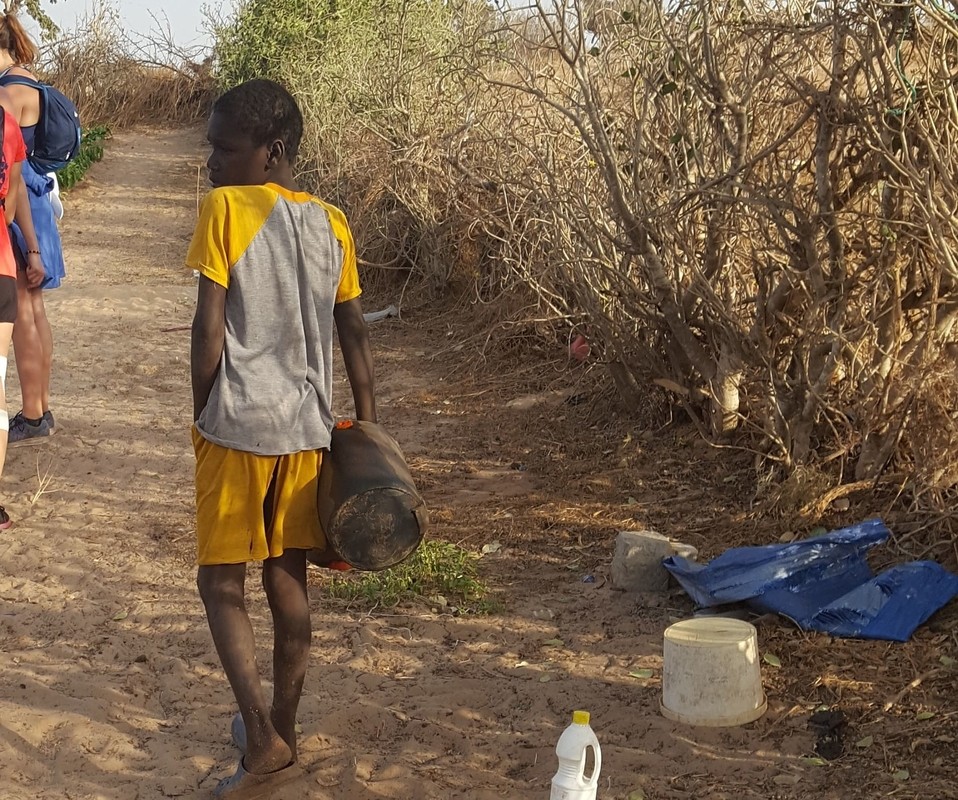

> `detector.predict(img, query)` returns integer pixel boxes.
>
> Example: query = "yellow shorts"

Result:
[192,427,327,565]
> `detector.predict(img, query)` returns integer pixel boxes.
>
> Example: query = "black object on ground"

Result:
[808,709,847,760]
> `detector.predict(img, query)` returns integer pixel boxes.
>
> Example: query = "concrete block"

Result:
[611,530,698,592]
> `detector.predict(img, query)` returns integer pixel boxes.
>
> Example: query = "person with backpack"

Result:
[0,86,30,527]
[0,10,72,444]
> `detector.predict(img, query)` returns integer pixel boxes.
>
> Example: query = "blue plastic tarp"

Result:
[662,519,958,641]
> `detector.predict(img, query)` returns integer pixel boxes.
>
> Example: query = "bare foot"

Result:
[270,709,298,761]
[242,733,291,776]
[213,759,302,798]
[231,712,297,762]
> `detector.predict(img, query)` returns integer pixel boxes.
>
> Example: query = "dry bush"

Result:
[38,3,215,129]
[424,0,958,527]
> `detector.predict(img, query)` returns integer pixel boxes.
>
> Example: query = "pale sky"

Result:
[30,0,234,48]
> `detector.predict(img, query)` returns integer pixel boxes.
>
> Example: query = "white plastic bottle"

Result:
[550,710,601,800]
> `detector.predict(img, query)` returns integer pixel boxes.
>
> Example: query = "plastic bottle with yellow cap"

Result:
[550,710,601,799]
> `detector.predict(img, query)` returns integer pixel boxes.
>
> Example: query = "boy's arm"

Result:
[191,276,226,421]
[334,297,377,423]
[14,180,44,288]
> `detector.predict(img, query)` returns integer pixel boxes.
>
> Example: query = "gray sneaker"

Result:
[8,412,51,446]
[42,410,55,434]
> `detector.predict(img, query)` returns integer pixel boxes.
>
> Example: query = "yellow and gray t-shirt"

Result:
[186,183,361,456]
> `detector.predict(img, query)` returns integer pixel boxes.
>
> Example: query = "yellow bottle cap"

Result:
[572,710,590,726]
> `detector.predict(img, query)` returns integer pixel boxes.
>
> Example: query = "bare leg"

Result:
[262,549,310,761]
[197,563,292,775]
[0,321,14,476]
[29,289,52,413]
[11,274,43,420]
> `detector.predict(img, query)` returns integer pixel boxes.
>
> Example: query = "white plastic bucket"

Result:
[660,617,767,727]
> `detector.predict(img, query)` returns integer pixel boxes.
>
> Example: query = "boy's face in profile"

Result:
[205,110,270,188]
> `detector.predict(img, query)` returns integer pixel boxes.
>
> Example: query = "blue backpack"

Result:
[0,71,81,173]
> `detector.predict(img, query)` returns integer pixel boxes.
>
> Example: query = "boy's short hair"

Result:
[213,79,304,163]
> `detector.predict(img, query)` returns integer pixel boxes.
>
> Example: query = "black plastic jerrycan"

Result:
[308,420,428,571]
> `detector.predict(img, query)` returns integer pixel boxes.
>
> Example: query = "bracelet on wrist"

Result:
[26,249,40,255]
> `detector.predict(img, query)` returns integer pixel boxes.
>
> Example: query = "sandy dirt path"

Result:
[0,126,952,800]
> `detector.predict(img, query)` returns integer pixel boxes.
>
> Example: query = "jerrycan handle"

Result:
[584,741,602,784]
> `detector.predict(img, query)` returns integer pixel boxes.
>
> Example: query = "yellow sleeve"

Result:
[318,200,362,304]
[186,189,232,289]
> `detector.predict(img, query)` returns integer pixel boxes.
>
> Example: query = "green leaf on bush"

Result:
[60,126,110,191]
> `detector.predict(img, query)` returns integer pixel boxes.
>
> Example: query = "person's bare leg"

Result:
[29,289,52,413]
[198,563,292,775]
[0,321,14,474]
[11,274,43,420]
[262,549,310,761]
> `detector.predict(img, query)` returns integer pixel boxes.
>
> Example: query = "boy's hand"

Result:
[25,252,45,288]
[334,297,377,423]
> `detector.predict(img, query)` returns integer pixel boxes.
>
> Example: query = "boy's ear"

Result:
[265,138,286,170]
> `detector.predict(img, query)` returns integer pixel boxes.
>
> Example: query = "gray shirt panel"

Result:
[196,194,343,455]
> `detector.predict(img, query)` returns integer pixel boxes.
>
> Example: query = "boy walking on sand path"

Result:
[188,79,376,798]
